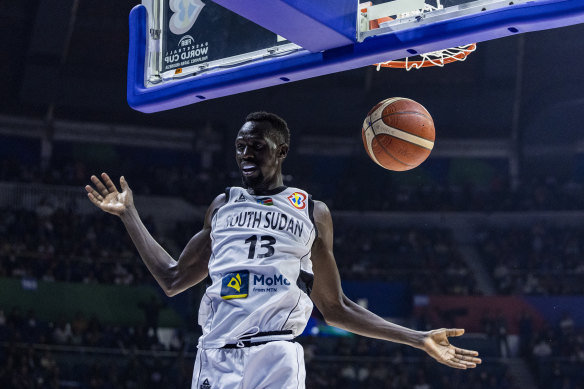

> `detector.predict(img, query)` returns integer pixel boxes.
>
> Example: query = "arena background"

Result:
[1,1,584,388]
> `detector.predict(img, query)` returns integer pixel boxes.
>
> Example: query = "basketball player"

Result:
[85,112,481,388]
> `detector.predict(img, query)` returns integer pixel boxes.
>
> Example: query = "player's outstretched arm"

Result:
[85,173,220,296]
[309,200,481,369]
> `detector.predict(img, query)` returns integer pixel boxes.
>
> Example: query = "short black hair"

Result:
[245,111,290,145]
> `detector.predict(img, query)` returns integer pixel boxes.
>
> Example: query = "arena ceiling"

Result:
[2,0,583,141]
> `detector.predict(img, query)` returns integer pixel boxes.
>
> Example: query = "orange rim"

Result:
[374,43,477,69]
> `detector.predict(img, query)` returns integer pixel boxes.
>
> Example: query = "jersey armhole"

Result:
[211,189,230,219]
[308,196,318,240]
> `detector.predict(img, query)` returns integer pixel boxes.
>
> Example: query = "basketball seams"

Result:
[369,97,403,124]
[372,135,413,169]
[371,124,414,168]
[373,110,435,140]
[365,124,409,169]
[369,117,434,150]
[363,125,383,167]
[371,125,434,150]
[363,118,427,167]
[381,136,432,167]
[371,98,434,139]
[378,111,433,126]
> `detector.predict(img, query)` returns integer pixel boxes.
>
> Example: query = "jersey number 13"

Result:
[244,235,276,259]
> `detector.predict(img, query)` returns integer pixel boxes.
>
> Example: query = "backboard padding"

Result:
[127,0,584,113]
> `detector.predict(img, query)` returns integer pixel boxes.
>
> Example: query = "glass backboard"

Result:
[141,0,302,87]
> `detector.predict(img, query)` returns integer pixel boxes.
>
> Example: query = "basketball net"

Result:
[366,1,477,71]
[375,43,477,71]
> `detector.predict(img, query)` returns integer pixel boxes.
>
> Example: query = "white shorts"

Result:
[192,341,306,389]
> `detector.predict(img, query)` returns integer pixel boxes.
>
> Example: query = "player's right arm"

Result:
[85,173,222,297]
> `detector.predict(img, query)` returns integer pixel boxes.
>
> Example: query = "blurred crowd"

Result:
[0,204,477,295]
[2,154,584,212]
[0,206,158,286]
[3,306,582,389]
[9,198,584,297]
[0,344,193,389]
[0,307,185,352]
[301,332,514,389]
[2,147,584,388]
[0,306,514,389]
[477,224,584,294]
[0,307,193,389]
[306,360,516,389]
[333,224,477,295]
[527,313,584,389]
[1,287,582,388]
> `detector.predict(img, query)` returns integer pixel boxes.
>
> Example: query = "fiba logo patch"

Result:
[287,192,307,209]
[178,35,195,47]
[169,0,205,35]
[221,270,249,299]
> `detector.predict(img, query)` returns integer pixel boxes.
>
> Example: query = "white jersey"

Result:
[197,186,317,349]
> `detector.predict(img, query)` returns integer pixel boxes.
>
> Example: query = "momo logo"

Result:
[252,273,290,293]
[169,0,205,35]
[221,271,249,300]
[253,274,291,286]
[287,192,307,210]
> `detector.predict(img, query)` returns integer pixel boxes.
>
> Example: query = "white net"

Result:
[375,43,477,71]
[363,0,477,70]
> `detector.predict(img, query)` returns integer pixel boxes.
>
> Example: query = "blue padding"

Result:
[126,5,148,112]
[213,0,357,52]
[127,0,584,113]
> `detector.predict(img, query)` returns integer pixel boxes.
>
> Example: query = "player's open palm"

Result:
[422,328,481,369]
[85,173,133,217]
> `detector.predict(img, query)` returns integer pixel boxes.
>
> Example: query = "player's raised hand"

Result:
[85,173,134,216]
[421,328,481,369]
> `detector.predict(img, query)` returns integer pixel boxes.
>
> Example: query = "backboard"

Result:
[128,0,584,113]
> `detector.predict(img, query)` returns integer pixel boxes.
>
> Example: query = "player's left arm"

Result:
[309,200,481,370]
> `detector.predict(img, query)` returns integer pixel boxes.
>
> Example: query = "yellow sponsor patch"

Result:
[221,270,249,299]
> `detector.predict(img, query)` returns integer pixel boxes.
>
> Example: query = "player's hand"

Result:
[85,173,134,217]
[421,328,481,369]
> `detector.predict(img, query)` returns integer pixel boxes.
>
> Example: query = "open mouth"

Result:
[241,163,258,176]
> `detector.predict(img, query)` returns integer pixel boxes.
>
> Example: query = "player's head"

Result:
[235,112,290,191]
[245,111,290,145]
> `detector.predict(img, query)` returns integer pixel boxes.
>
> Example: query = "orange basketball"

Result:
[362,97,435,171]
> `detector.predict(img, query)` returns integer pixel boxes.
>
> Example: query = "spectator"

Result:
[532,336,552,358]
[496,310,510,358]
[52,320,72,344]
[559,312,575,335]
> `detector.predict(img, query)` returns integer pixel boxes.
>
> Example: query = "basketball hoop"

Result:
[374,43,477,71]
[362,0,477,71]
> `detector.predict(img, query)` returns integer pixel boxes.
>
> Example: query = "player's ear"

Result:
[278,143,289,159]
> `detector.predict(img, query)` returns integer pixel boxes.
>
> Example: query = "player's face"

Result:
[235,121,286,190]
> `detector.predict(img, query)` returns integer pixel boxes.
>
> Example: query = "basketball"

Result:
[362,97,435,171]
